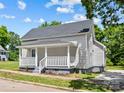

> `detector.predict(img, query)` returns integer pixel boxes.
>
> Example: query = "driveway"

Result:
[94,70,124,91]
[0,79,68,92]
[96,70,124,80]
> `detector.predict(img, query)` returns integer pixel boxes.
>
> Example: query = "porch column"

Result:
[35,48,38,67]
[19,48,22,66]
[45,47,47,67]
[67,45,70,68]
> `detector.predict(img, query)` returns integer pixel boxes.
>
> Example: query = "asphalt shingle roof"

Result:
[22,20,93,40]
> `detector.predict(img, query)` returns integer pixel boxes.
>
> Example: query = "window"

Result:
[32,49,35,57]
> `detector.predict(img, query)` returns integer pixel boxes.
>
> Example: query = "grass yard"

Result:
[106,66,124,70]
[0,61,19,70]
[0,71,109,92]
[65,73,98,79]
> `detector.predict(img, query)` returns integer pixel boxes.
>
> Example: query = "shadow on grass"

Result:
[69,79,108,92]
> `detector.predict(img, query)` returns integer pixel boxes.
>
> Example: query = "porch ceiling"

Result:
[17,40,75,48]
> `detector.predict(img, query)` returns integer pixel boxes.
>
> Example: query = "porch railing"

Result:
[20,57,35,67]
[39,57,47,67]
[47,56,67,66]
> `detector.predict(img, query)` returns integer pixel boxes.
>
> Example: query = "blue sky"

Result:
[0,0,102,37]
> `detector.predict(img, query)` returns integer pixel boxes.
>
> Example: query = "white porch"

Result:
[18,42,80,69]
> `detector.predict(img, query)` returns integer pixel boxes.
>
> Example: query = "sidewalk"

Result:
[0,69,79,80]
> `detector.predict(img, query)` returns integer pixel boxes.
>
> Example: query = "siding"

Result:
[92,44,105,66]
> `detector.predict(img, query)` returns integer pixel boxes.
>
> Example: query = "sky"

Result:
[0,0,102,37]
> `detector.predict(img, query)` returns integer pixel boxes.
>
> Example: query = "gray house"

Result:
[0,45,8,61]
[17,20,106,73]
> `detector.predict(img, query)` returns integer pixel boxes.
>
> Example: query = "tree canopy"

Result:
[38,21,61,29]
[102,24,124,65]
[0,26,10,49]
[81,0,124,28]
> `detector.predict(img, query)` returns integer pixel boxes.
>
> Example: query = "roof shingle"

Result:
[22,20,93,40]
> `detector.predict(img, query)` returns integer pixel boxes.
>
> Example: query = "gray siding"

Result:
[92,44,105,66]
[47,47,67,56]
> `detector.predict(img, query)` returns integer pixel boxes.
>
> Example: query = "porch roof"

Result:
[17,40,75,48]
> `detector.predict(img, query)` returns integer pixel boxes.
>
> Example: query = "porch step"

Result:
[32,67,45,73]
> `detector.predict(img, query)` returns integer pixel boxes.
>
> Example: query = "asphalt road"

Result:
[0,79,68,92]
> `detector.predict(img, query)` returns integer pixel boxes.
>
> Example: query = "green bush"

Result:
[9,50,19,61]
[117,60,124,66]
[106,58,113,66]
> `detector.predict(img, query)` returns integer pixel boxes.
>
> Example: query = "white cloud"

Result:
[45,0,59,8]
[46,0,80,8]
[56,7,74,13]
[73,14,87,21]
[18,0,26,10]
[0,2,5,9]
[45,0,81,13]
[64,14,101,24]
[24,17,32,23]
[0,14,15,19]
[63,14,87,24]
[38,18,45,24]
[34,18,45,24]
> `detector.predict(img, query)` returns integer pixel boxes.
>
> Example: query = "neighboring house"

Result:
[0,45,8,61]
[17,20,106,73]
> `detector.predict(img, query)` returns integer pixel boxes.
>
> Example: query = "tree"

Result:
[0,26,10,49]
[81,0,124,28]
[9,32,21,50]
[81,0,97,19]
[95,0,123,28]
[94,25,105,42]
[38,21,61,28]
[39,22,50,28]
[8,32,21,61]
[115,0,124,6]
[103,24,124,65]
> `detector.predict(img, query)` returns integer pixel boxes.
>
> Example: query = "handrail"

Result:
[70,43,81,67]
[39,57,47,67]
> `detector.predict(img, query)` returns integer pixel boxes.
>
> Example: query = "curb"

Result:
[0,77,86,92]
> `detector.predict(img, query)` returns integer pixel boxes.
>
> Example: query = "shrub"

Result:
[117,60,124,66]
[106,58,113,66]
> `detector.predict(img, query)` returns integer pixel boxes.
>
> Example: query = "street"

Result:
[0,79,68,92]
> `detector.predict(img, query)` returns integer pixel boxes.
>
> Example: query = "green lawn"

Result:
[0,71,109,92]
[0,61,19,70]
[65,73,98,79]
[106,66,124,70]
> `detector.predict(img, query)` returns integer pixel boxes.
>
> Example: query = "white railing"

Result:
[39,57,47,67]
[47,56,67,66]
[20,57,35,67]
